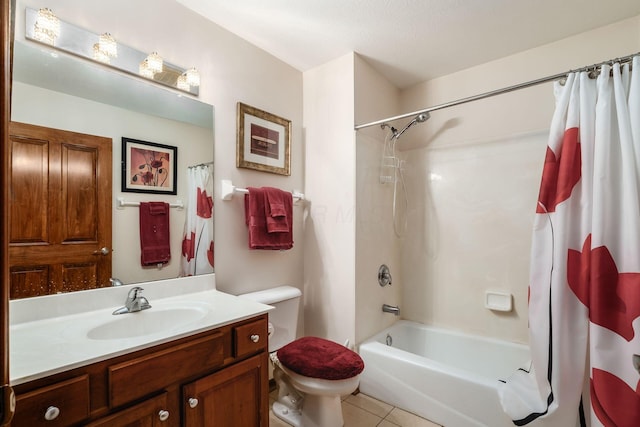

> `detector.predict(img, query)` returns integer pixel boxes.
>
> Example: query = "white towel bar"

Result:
[221,179,304,202]
[116,198,184,209]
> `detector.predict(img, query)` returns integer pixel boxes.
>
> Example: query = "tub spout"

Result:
[382,304,400,316]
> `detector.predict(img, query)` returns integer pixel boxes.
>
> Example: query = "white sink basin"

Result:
[87,303,210,340]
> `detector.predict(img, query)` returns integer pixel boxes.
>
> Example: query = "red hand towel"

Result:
[264,187,292,233]
[244,187,293,250]
[139,202,171,265]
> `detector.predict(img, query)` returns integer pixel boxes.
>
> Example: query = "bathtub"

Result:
[358,320,530,427]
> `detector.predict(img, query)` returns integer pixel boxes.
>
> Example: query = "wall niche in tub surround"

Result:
[9,37,215,297]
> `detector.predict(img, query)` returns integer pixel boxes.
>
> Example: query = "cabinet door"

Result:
[85,392,170,427]
[183,353,268,427]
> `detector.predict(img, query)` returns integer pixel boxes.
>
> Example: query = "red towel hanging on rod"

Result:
[139,202,171,265]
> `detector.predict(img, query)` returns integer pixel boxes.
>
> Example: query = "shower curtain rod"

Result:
[354,51,638,131]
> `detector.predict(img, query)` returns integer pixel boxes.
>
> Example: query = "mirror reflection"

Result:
[9,39,215,299]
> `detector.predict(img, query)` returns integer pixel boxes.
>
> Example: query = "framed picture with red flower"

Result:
[236,102,291,175]
[121,137,178,194]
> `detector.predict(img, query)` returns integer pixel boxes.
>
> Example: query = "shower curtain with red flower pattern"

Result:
[499,56,640,427]
[180,165,214,276]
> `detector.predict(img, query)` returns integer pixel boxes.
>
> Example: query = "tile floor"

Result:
[269,391,442,427]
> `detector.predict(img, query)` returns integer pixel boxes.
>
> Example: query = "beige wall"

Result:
[15,0,305,302]
[353,57,404,344]
[394,15,640,344]
[302,53,356,345]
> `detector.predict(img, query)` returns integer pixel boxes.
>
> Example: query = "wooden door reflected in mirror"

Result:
[8,122,112,298]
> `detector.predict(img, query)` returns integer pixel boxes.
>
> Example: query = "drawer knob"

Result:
[250,334,260,343]
[44,406,60,421]
[188,397,199,408]
[158,410,170,422]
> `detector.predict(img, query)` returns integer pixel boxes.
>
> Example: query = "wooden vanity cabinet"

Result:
[183,352,268,426]
[10,314,269,427]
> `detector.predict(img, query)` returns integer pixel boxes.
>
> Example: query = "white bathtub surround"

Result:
[10,274,273,385]
[358,320,529,427]
[399,130,546,343]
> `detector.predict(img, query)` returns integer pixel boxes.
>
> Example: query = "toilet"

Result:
[239,286,364,427]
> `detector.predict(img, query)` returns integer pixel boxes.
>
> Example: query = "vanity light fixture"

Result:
[94,33,117,64]
[98,32,117,58]
[33,8,60,45]
[177,68,200,91]
[176,74,190,91]
[93,43,111,64]
[185,67,201,87]
[25,7,201,96]
[139,59,155,78]
[146,52,163,74]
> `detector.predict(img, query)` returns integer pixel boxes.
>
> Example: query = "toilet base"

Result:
[301,394,345,427]
[272,394,344,427]
[272,400,302,427]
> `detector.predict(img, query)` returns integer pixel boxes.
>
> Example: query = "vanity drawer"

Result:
[234,317,268,359]
[85,392,169,426]
[108,332,223,408]
[14,374,90,426]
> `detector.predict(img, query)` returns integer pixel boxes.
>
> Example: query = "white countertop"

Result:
[10,275,273,385]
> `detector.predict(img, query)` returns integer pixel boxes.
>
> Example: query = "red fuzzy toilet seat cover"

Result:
[276,336,365,380]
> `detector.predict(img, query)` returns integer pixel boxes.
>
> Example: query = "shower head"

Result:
[394,112,430,139]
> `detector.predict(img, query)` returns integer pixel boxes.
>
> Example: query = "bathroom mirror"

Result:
[9,38,215,298]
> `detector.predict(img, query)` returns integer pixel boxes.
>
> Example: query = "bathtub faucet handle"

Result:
[378,264,392,287]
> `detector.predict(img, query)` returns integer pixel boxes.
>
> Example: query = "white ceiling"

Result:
[177,0,640,89]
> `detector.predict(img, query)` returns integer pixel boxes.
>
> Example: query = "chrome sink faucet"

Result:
[112,286,152,315]
[109,277,124,287]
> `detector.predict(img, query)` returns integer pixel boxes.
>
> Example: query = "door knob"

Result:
[93,247,110,255]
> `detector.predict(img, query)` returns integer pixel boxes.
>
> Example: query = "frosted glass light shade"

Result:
[33,8,60,45]
[176,74,190,91]
[185,68,200,87]
[98,32,117,57]
[93,43,111,64]
[139,59,155,78]
[146,52,163,73]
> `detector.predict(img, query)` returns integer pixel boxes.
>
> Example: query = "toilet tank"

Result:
[239,285,301,353]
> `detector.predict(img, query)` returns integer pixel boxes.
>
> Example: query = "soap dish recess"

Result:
[485,291,513,312]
